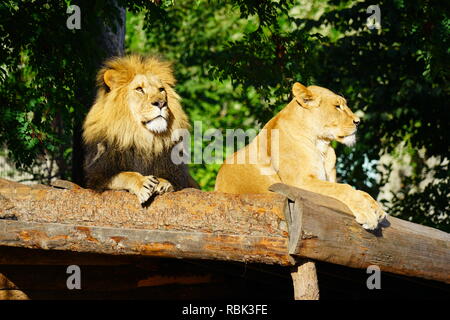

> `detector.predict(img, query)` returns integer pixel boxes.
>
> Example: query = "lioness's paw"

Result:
[351,191,386,230]
[132,175,159,203]
[154,179,174,195]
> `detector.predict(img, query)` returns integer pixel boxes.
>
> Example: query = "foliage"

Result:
[0,0,129,181]
[126,0,325,189]
[301,0,449,230]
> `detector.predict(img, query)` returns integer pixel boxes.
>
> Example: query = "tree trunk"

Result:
[71,0,125,186]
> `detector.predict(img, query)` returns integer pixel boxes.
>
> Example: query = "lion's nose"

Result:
[152,100,166,109]
[353,119,360,126]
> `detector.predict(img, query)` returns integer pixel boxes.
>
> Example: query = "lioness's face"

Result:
[128,74,170,134]
[310,86,360,146]
[293,83,360,146]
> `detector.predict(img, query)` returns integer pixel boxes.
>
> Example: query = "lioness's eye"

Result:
[135,87,144,94]
[159,87,165,92]
[336,105,342,110]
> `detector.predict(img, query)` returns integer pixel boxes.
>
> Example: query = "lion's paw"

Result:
[154,178,174,195]
[132,175,159,203]
[350,191,387,230]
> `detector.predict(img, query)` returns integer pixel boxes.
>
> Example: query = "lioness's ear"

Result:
[292,82,320,109]
[103,69,119,90]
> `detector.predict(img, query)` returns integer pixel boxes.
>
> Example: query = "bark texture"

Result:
[1,178,449,283]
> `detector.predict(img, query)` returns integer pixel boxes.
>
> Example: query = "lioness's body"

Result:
[215,83,385,230]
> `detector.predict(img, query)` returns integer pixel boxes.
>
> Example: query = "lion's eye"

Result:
[135,87,144,94]
[336,105,343,110]
[159,87,165,92]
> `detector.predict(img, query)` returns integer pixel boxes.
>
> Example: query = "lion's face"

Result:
[83,55,190,154]
[127,74,171,134]
[292,83,360,146]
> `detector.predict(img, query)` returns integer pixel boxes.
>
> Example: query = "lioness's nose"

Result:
[152,100,166,109]
[353,119,360,126]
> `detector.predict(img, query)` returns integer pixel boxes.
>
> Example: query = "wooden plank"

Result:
[270,183,450,284]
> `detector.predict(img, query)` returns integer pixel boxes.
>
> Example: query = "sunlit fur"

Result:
[296,85,359,147]
[83,55,190,156]
[215,82,386,230]
[82,55,198,195]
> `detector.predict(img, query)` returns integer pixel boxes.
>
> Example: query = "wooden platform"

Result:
[0,178,449,299]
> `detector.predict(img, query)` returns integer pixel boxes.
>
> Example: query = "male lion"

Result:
[83,55,198,203]
[215,82,386,230]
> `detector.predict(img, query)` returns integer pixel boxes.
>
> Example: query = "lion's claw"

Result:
[154,179,174,195]
[132,175,174,203]
[133,175,159,203]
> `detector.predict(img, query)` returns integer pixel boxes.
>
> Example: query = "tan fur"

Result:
[108,172,174,203]
[83,55,197,203]
[84,55,190,154]
[215,82,386,230]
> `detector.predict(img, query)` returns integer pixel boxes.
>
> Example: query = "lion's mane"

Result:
[82,55,193,190]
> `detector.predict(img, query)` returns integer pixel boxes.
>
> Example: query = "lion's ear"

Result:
[103,69,119,90]
[292,82,320,109]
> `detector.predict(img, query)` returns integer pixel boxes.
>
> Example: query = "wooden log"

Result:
[0,178,291,265]
[0,290,29,300]
[269,183,450,284]
[1,178,449,284]
[0,178,288,237]
[0,220,292,265]
[291,260,319,300]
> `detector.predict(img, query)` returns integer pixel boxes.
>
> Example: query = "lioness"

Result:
[215,82,386,230]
